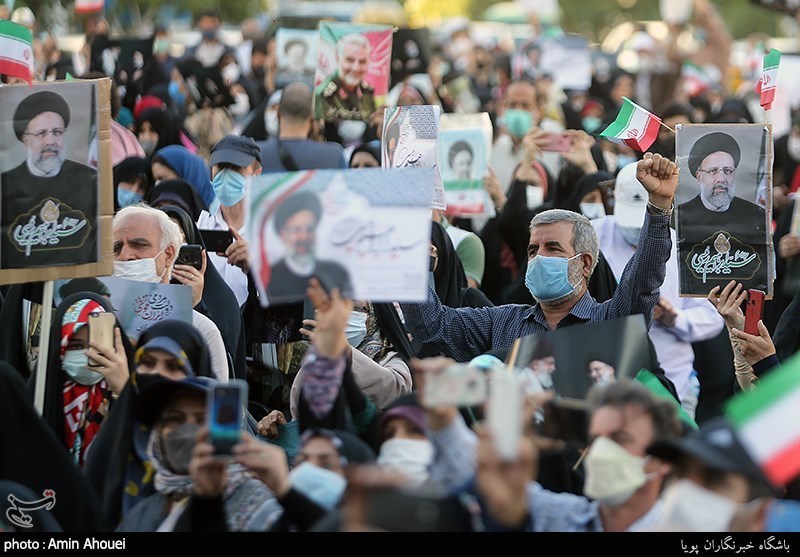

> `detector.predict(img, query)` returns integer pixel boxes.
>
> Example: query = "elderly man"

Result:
[1,90,98,269]
[400,153,677,363]
[676,131,769,292]
[112,204,229,380]
[314,33,376,122]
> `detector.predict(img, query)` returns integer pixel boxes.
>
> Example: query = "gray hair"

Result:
[113,203,183,255]
[530,209,599,276]
[337,33,371,59]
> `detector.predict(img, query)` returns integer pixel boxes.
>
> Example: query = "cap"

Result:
[612,161,648,229]
[11,7,35,27]
[377,393,429,441]
[209,135,262,168]
[647,417,778,499]
[13,91,71,141]
[135,375,216,427]
[134,336,195,377]
[687,132,741,178]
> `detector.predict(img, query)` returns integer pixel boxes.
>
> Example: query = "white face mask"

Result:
[230,91,250,118]
[338,120,367,143]
[114,249,167,283]
[264,110,279,137]
[222,63,241,84]
[580,202,606,220]
[583,436,652,506]
[619,226,641,247]
[788,134,800,161]
[62,349,104,385]
[345,310,368,348]
[376,438,434,488]
[526,185,544,210]
[650,479,739,532]
[288,462,347,510]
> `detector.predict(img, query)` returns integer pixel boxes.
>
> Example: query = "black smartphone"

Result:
[199,229,234,254]
[539,398,590,446]
[208,379,248,457]
[175,244,203,270]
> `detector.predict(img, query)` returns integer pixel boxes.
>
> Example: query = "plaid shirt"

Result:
[401,213,672,362]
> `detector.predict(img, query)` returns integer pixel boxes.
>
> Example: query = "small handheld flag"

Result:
[599,97,662,153]
[755,48,781,111]
[0,20,34,84]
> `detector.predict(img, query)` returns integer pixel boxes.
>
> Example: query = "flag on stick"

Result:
[0,20,33,84]
[755,48,781,111]
[599,97,661,152]
[726,352,800,486]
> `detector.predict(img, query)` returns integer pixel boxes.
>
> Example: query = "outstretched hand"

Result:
[636,152,678,210]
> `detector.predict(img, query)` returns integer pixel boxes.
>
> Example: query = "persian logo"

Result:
[686,231,760,283]
[133,292,174,331]
[6,489,56,529]
[626,128,639,138]
[9,198,90,256]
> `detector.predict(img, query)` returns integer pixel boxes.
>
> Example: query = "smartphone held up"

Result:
[208,379,248,456]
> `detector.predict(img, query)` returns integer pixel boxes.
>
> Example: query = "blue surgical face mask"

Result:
[525,253,582,303]
[212,168,247,207]
[619,226,641,247]
[503,108,533,138]
[616,155,638,172]
[62,349,104,386]
[117,187,143,208]
[345,310,368,347]
[168,81,186,105]
[581,116,603,134]
[580,202,606,220]
[289,461,346,510]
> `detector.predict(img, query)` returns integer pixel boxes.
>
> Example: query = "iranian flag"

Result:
[726,353,800,486]
[75,0,104,14]
[755,48,781,111]
[0,20,33,84]
[599,96,661,152]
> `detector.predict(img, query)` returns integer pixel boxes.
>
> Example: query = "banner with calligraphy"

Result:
[675,123,774,297]
[439,112,493,217]
[509,314,650,401]
[248,167,434,308]
[0,79,114,285]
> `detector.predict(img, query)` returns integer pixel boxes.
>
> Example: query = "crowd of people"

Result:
[1,0,800,534]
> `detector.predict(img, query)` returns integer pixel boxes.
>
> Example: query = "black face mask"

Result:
[160,423,200,475]
[134,372,163,393]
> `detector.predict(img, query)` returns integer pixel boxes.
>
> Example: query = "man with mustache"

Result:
[314,33,376,122]
[1,89,98,269]
[264,190,352,304]
[676,131,768,292]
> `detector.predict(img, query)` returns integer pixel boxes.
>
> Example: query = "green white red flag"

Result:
[755,48,781,111]
[599,96,662,152]
[0,20,33,84]
[726,352,800,486]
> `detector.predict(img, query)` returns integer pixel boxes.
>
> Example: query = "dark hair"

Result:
[448,140,473,168]
[278,82,313,121]
[587,379,682,440]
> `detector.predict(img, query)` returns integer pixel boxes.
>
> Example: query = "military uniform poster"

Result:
[0,79,114,285]
[313,21,393,122]
[276,28,319,89]
[675,123,774,296]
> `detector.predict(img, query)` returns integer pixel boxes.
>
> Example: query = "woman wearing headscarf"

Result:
[135,107,184,157]
[348,140,381,169]
[114,156,153,211]
[160,204,247,381]
[83,319,217,528]
[151,145,218,211]
[38,292,134,468]
[146,178,209,222]
[0,361,109,532]
[116,375,271,531]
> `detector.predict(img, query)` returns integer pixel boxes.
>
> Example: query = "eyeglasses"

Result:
[697,167,735,177]
[23,128,65,140]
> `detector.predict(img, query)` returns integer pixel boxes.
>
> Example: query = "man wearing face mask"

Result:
[645,417,777,532]
[197,134,262,307]
[400,153,678,368]
[491,78,565,192]
[112,204,230,381]
[257,82,346,172]
[592,162,723,419]
[473,379,682,532]
[181,9,234,69]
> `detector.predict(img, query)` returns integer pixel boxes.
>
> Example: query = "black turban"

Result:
[688,132,741,178]
[273,191,322,233]
[13,91,71,141]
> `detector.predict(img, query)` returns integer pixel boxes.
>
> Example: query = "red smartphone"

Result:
[539,132,572,152]
[744,289,765,335]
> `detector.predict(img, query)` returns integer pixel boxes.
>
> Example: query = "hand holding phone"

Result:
[420,364,487,408]
[743,289,765,335]
[208,380,248,457]
[88,312,116,367]
[176,244,204,270]
[539,132,572,153]
[199,229,234,254]
[487,368,521,460]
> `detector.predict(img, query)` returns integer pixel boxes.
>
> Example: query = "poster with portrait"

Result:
[509,314,650,401]
[248,167,435,308]
[439,112,493,217]
[0,79,114,285]
[313,21,393,122]
[675,123,774,297]
[53,276,194,342]
[276,28,319,90]
[390,28,432,87]
[382,104,445,210]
